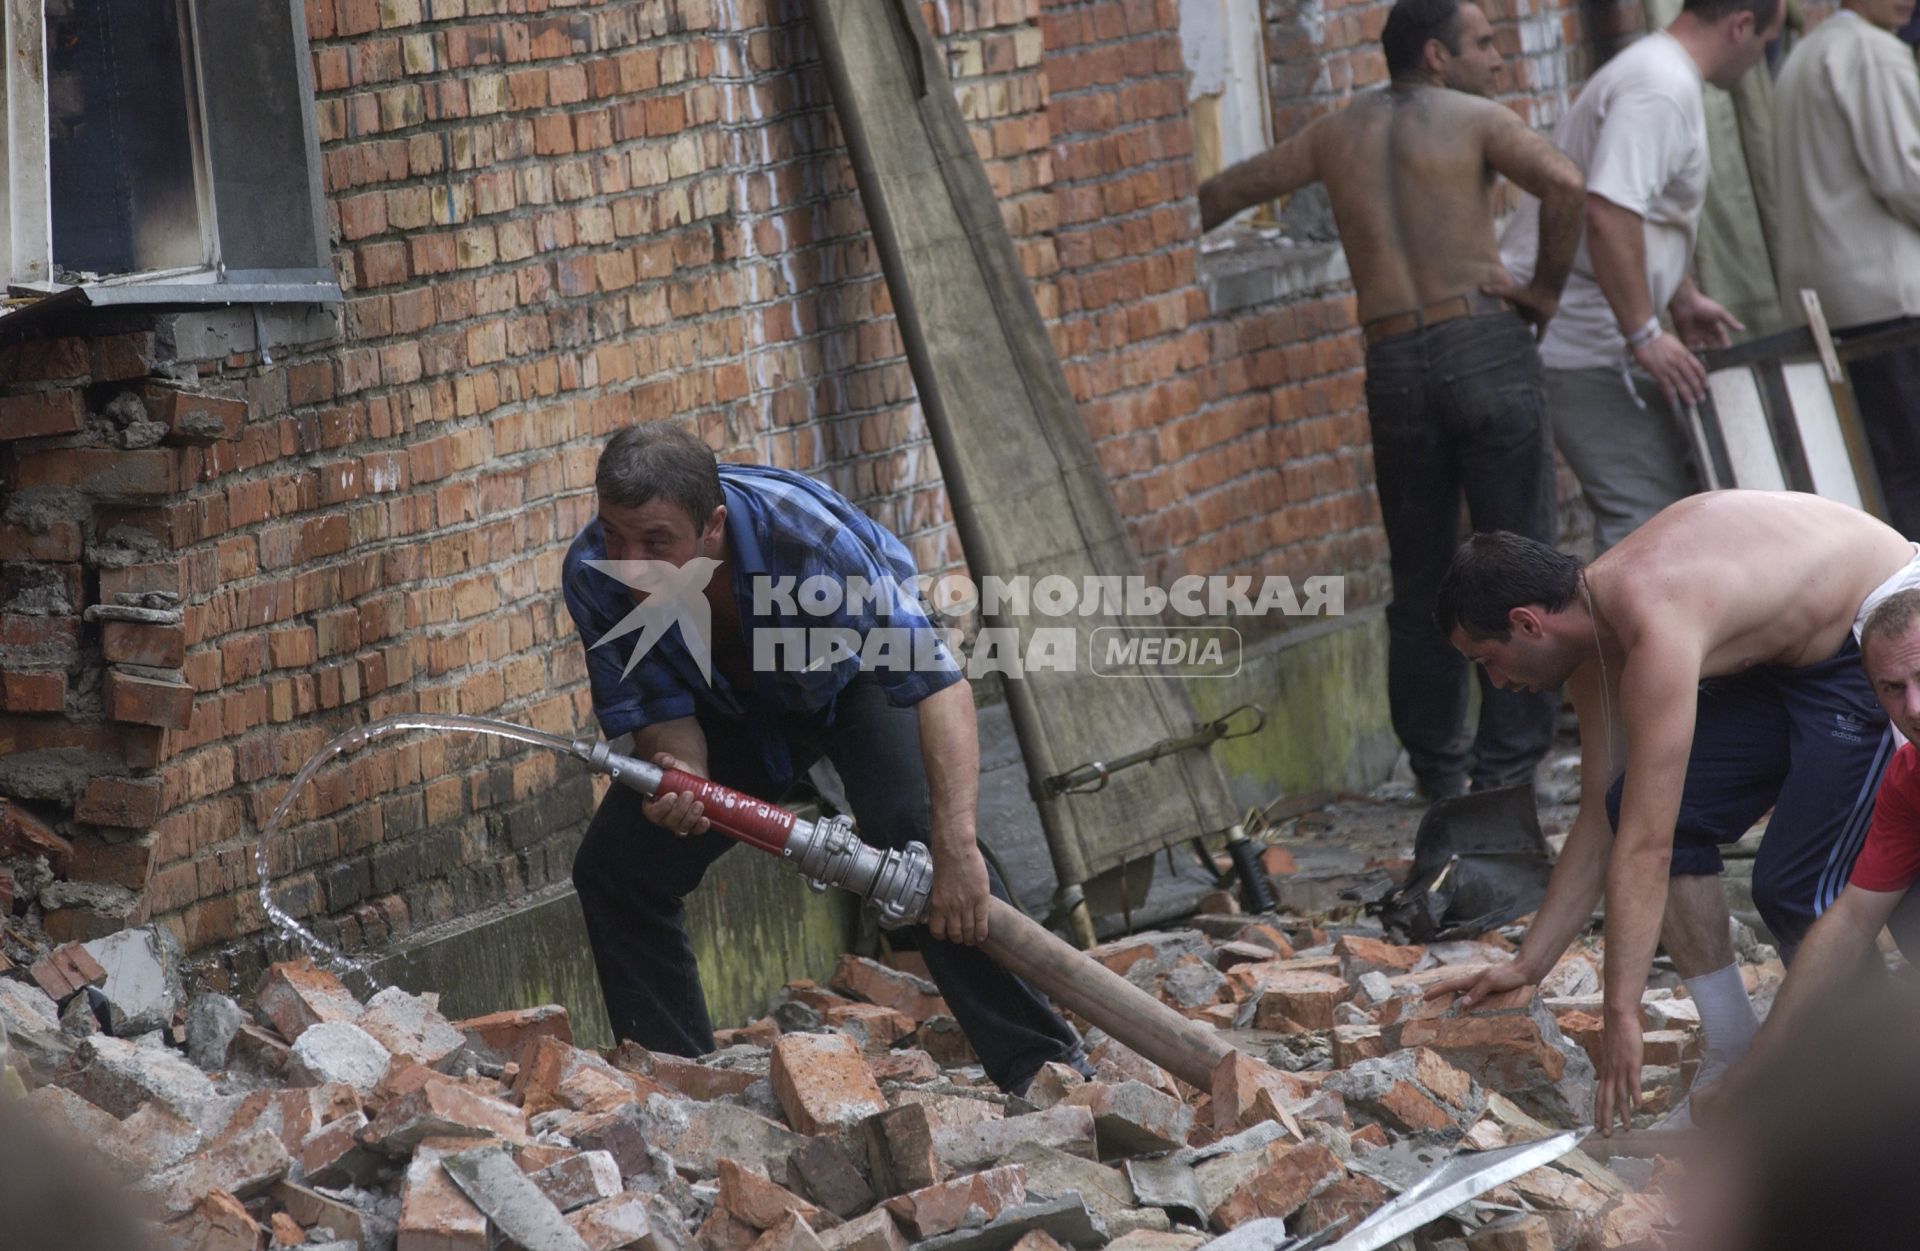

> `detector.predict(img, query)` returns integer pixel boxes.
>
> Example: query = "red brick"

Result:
[720,1156,829,1231]
[75,776,166,828]
[0,798,73,869]
[0,389,84,439]
[770,1032,887,1135]
[9,447,180,495]
[0,669,65,711]
[104,668,195,729]
[1335,935,1425,978]
[29,941,107,1003]
[0,337,88,383]
[0,518,82,561]
[453,1004,572,1066]
[829,954,948,1022]
[147,388,249,443]
[255,958,362,1041]
[883,1165,1027,1238]
[1210,1141,1345,1228]
[90,332,157,381]
[101,621,187,669]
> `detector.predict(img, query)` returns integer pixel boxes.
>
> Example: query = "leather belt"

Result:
[1362,290,1513,347]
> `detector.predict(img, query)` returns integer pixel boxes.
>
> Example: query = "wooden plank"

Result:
[803,0,1239,920]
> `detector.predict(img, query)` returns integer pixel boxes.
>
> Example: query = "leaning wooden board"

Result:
[802,0,1239,929]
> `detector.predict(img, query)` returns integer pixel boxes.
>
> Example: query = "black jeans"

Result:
[1841,321,1920,541]
[1364,311,1559,794]
[571,674,1083,1092]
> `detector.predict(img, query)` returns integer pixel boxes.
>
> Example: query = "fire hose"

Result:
[573,739,1237,1091]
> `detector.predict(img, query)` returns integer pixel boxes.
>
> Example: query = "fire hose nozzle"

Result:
[573,740,666,796]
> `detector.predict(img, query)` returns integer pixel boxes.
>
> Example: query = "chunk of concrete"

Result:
[59,1033,218,1122]
[0,978,74,1080]
[185,993,249,1071]
[442,1141,592,1251]
[637,1092,805,1183]
[356,985,465,1068]
[143,1128,293,1218]
[1058,1081,1194,1158]
[288,1019,391,1094]
[82,924,185,1035]
[932,1105,1098,1176]
[534,1150,626,1212]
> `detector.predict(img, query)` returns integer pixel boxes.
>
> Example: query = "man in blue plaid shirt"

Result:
[563,422,1086,1093]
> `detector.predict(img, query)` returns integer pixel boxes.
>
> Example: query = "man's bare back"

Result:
[1199,75,1581,327]
[1313,89,1527,323]
[1589,491,1914,681]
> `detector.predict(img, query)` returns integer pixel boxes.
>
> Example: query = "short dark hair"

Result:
[1434,531,1584,641]
[1680,0,1778,28]
[595,422,724,525]
[1861,588,1920,662]
[1383,0,1465,79]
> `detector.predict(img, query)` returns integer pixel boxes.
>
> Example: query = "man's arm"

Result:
[635,718,715,836]
[1197,126,1319,232]
[1432,667,1622,1006]
[1585,194,1708,408]
[917,679,992,946]
[1668,274,1744,352]
[1481,113,1586,333]
[1697,884,1902,1120]
[1594,633,1703,1133]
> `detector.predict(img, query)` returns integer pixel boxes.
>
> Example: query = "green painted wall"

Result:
[1187,607,1398,806]
[371,849,858,1047]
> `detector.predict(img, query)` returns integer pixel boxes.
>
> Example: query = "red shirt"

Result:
[1851,742,1920,893]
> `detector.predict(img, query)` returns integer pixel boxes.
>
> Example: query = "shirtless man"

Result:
[1431,491,1920,1132]
[1199,0,1586,800]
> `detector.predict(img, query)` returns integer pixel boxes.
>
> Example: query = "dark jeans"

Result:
[1841,322,1920,541]
[1365,311,1559,794]
[1602,636,1892,956]
[571,674,1083,1092]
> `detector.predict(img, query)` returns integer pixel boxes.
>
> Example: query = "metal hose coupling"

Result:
[574,740,666,795]
[786,813,935,929]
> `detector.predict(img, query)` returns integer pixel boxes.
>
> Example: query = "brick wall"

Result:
[0,0,1650,978]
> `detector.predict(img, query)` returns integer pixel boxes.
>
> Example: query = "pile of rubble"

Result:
[0,903,1782,1251]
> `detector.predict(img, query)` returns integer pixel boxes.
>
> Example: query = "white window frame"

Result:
[0,0,339,310]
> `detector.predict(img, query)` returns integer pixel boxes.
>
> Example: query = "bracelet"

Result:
[1626,317,1662,349]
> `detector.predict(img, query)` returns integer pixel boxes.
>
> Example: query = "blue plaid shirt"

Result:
[562,464,962,788]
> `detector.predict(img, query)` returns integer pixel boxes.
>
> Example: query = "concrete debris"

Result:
[8,820,1717,1251]
[185,991,249,1071]
[82,923,185,1034]
[289,1020,393,1094]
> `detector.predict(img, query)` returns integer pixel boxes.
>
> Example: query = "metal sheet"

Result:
[1325,1130,1583,1251]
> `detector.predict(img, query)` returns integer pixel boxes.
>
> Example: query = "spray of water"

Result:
[253,713,578,984]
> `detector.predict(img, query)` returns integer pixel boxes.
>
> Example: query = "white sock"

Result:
[1686,963,1759,1078]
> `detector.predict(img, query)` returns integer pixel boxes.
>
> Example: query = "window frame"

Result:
[0,0,338,309]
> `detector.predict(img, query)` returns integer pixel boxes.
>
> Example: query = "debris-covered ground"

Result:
[0,787,1786,1251]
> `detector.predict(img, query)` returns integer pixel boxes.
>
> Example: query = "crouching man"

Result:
[562,422,1088,1093]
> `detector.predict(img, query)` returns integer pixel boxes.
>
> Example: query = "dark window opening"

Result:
[46,0,211,280]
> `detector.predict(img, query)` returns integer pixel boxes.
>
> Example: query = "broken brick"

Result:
[883,1164,1028,1238]
[29,941,107,1005]
[831,955,948,1023]
[254,959,361,1042]
[1208,1141,1344,1229]
[771,1032,888,1135]
[364,1078,528,1155]
[455,1003,573,1066]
